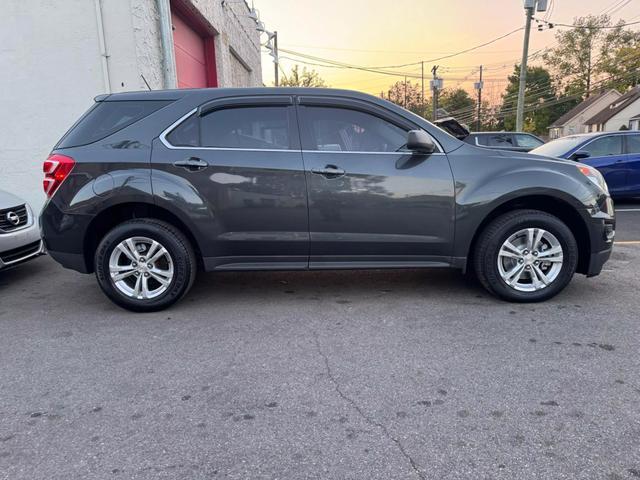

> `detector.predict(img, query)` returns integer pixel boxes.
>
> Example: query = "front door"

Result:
[297,98,455,268]
[152,96,309,270]
[579,134,627,195]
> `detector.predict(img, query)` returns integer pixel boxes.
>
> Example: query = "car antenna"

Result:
[141,74,152,91]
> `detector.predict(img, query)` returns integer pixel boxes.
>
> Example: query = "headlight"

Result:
[577,164,609,194]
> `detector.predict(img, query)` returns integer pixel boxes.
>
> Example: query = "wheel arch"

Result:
[464,193,592,275]
[83,201,204,273]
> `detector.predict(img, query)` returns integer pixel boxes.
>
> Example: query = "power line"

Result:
[452,66,640,126]
[536,18,640,29]
[281,26,525,71]
[607,0,633,16]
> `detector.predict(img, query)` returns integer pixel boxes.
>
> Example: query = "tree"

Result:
[439,88,475,117]
[543,14,626,97]
[595,27,640,91]
[498,65,576,135]
[382,79,429,118]
[279,65,328,87]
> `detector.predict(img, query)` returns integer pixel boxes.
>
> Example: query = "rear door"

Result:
[578,135,626,195]
[296,96,455,268]
[624,134,640,195]
[152,96,309,270]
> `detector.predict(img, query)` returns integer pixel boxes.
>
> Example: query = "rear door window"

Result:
[486,134,515,148]
[625,134,640,154]
[58,100,171,148]
[166,106,293,150]
[200,107,290,149]
[514,134,544,149]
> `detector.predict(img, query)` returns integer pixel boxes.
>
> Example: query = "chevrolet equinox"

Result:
[40,88,615,311]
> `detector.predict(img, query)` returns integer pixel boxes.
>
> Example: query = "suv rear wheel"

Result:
[95,219,196,312]
[474,210,579,302]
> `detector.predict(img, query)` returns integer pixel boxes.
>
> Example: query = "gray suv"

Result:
[41,88,615,311]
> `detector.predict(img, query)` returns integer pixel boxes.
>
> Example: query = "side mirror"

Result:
[407,130,436,154]
[570,150,591,161]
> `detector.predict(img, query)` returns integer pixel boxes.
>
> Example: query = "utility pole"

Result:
[273,31,279,87]
[404,76,407,108]
[431,65,440,121]
[516,4,534,131]
[516,0,547,131]
[586,39,592,97]
[421,61,425,113]
[475,65,484,131]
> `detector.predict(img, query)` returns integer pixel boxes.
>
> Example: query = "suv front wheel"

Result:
[95,219,196,312]
[474,210,579,302]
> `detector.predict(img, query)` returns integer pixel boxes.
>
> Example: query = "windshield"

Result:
[530,135,586,158]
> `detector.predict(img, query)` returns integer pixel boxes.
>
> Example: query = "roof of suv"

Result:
[96,88,467,153]
[99,87,391,102]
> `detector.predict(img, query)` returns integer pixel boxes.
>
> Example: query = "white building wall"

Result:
[0,0,106,209]
[604,100,640,131]
[0,0,262,210]
[562,91,621,136]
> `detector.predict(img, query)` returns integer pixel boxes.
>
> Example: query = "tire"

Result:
[94,219,197,312]
[473,209,578,303]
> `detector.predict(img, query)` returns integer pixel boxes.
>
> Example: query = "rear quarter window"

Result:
[57,100,172,148]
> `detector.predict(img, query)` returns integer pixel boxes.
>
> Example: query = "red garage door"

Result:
[171,10,217,88]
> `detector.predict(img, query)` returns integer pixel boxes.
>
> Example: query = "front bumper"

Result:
[0,216,45,270]
[586,246,612,277]
[584,205,615,277]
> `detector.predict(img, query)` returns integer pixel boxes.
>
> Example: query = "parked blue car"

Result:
[530,131,640,198]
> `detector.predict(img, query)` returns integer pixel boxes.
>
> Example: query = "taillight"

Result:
[43,154,75,198]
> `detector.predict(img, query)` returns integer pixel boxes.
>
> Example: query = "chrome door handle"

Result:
[311,165,346,177]
[173,157,209,171]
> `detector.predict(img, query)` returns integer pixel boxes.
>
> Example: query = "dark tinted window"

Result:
[200,107,290,149]
[626,134,640,153]
[301,107,407,152]
[166,115,199,147]
[58,100,171,148]
[477,134,514,147]
[582,136,623,157]
[514,134,544,148]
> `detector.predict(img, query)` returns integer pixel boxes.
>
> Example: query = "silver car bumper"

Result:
[0,205,44,269]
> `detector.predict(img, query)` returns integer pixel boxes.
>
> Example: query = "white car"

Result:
[0,189,44,270]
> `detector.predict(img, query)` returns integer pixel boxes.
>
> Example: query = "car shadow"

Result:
[0,255,49,289]
[186,268,489,306]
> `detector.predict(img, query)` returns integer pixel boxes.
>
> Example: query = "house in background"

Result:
[629,114,640,130]
[0,0,262,209]
[548,89,621,139]
[585,86,640,133]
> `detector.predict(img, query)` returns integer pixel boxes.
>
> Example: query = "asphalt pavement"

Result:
[0,206,639,480]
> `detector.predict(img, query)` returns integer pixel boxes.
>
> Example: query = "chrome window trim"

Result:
[301,150,445,156]
[159,108,295,153]
[160,106,446,155]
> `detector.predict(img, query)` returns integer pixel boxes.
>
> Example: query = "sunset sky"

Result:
[256,0,640,103]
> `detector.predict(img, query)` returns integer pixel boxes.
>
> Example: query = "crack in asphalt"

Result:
[312,331,426,480]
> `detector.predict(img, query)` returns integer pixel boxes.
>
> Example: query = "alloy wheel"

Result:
[108,236,174,300]
[497,228,564,292]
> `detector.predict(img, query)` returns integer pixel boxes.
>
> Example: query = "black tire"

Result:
[95,219,196,312]
[473,209,578,302]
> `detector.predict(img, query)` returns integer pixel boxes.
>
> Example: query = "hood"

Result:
[433,117,470,140]
[497,149,577,168]
[0,189,27,208]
